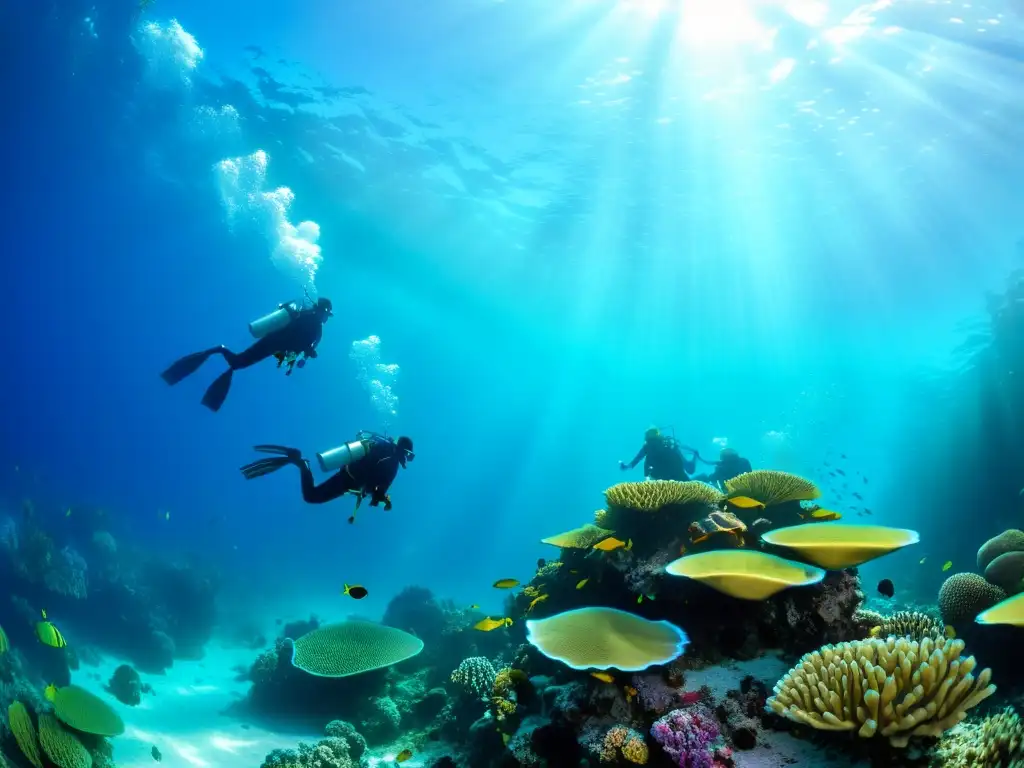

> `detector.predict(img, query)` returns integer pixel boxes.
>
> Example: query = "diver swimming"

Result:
[239,432,414,520]
[620,426,706,481]
[694,447,754,490]
[160,296,333,412]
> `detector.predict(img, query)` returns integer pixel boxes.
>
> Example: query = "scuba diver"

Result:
[160,297,333,412]
[619,427,698,481]
[695,447,753,490]
[239,433,414,521]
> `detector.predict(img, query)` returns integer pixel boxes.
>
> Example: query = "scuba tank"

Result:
[317,439,369,473]
[249,302,300,339]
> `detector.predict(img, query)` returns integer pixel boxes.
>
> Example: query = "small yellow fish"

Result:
[727,495,765,510]
[944,625,956,639]
[36,612,66,649]
[593,537,632,552]
[576,578,589,590]
[44,684,57,702]
[801,509,841,521]
[919,558,926,565]
[396,749,413,763]
[468,604,480,610]
[869,625,882,637]
[942,560,953,572]
[637,594,644,604]
[474,617,513,632]
[527,595,548,612]
[590,671,614,683]
[492,579,520,589]
[624,685,638,702]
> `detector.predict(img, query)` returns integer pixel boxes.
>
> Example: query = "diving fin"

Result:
[160,348,219,386]
[240,457,292,480]
[201,369,233,412]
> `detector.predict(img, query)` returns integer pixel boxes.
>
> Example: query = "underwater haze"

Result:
[3,0,1024,765]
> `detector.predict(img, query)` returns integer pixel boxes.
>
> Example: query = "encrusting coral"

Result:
[601,726,649,764]
[932,706,1024,767]
[939,573,1007,625]
[767,635,996,747]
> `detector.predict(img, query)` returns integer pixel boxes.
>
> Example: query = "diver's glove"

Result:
[619,461,629,471]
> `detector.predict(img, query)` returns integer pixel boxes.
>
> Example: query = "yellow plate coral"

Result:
[664,550,825,600]
[760,523,919,569]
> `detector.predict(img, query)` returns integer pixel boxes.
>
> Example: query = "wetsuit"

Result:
[299,438,403,505]
[707,456,753,490]
[624,437,696,481]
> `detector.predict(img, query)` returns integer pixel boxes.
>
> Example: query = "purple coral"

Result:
[632,673,682,714]
[651,705,721,768]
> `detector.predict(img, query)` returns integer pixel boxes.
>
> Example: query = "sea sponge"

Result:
[868,611,944,642]
[450,656,497,700]
[605,481,723,512]
[526,607,688,671]
[291,620,424,677]
[940,573,1006,624]
[38,714,92,768]
[933,706,1024,768]
[978,530,1024,572]
[767,635,996,747]
[724,470,821,506]
[984,551,1024,594]
[541,523,614,549]
[51,685,125,737]
[601,726,648,764]
[760,523,920,569]
[665,550,825,600]
[8,701,43,768]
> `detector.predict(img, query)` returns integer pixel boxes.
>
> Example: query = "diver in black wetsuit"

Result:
[701,448,753,491]
[619,427,696,481]
[239,434,414,521]
[160,297,333,412]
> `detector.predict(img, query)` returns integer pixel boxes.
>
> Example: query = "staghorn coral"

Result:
[724,470,821,506]
[767,635,996,747]
[601,726,649,764]
[932,706,1024,768]
[606,481,724,512]
[864,611,944,642]
[450,657,497,700]
[940,573,1006,624]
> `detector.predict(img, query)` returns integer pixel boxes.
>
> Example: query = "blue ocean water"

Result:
[2,0,1024,762]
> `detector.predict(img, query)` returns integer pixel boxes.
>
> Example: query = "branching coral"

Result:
[601,726,649,764]
[933,706,1024,768]
[767,635,996,747]
[650,705,724,767]
[450,657,497,700]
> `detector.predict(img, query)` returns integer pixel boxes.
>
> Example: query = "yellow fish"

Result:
[919,558,926,565]
[396,749,413,763]
[590,671,614,683]
[624,685,638,702]
[468,604,480,610]
[44,684,57,702]
[474,617,512,632]
[869,625,882,637]
[36,611,66,649]
[576,578,589,590]
[527,595,548,612]
[801,509,841,521]
[942,560,953,572]
[593,537,632,552]
[492,579,520,589]
[944,625,956,639]
[727,496,765,510]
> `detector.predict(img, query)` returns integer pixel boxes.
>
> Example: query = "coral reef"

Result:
[767,636,995,746]
[857,609,944,641]
[651,705,731,767]
[450,657,497,701]
[939,572,1006,625]
[932,706,1024,767]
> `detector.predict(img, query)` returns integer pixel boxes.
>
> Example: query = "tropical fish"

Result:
[502,733,511,745]
[36,611,66,649]
[801,509,841,521]
[944,625,956,639]
[726,496,765,510]
[869,625,882,637]
[624,685,638,702]
[942,561,953,572]
[151,745,162,762]
[468,604,480,610]
[342,584,368,600]
[877,579,894,598]
[593,537,632,552]
[493,579,520,589]
[44,684,57,702]
[919,557,926,565]
[396,749,413,763]
[576,578,589,590]
[164,511,170,521]
[590,671,614,683]
[474,617,512,632]
[752,518,771,528]
[636,594,655,604]
[65,507,72,517]
[0,625,8,654]
[527,595,548,612]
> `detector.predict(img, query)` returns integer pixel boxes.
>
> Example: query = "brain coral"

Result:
[939,573,1006,625]
[725,470,821,506]
[767,635,996,747]
[52,685,125,737]
[38,713,92,768]
[291,620,424,677]
[977,529,1024,572]
[983,551,1024,594]
[605,481,723,512]
[8,701,43,768]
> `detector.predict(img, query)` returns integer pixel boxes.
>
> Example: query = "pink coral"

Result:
[651,704,729,768]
